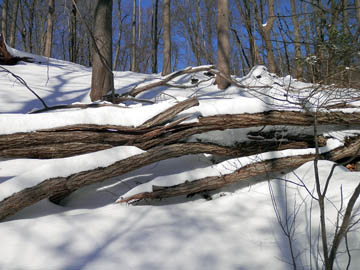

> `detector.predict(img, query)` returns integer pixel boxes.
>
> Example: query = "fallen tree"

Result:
[1,136,360,221]
[1,94,360,220]
[1,104,359,158]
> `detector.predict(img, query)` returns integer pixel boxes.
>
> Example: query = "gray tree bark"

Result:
[69,1,77,62]
[113,0,123,70]
[216,0,231,89]
[131,0,137,72]
[162,0,171,76]
[90,0,114,101]
[290,0,303,78]
[9,0,19,47]
[44,0,55,57]
[151,0,159,73]
[1,0,8,42]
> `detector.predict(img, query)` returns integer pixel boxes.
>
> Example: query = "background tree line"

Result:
[0,0,359,86]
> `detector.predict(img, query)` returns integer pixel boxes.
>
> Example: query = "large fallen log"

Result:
[0,108,358,158]
[1,137,360,221]
[0,138,325,159]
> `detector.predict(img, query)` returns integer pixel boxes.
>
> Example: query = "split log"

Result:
[117,136,360,204]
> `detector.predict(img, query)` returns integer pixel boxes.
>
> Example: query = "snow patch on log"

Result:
[0,146,145,201]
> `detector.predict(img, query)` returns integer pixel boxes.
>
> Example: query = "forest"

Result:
[1,0,359,82]
[0,1,360,270]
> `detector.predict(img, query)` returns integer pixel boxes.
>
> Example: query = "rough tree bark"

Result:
[162,0,171,76]
[151,0,159,73]
[9,0,19,48]
[1,105,360,159]
[90,0,114,101]
[69,0,77,62]
[1,0,8,41]
[216,0,231,90]
[1,92,360,220]
[1,135,360,221]
[118,136,360,203]
[44,0,55,58]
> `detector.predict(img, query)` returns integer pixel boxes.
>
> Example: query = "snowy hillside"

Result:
[0,53,360,270]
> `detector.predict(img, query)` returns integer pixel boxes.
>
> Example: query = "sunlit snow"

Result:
[0,50,359,270]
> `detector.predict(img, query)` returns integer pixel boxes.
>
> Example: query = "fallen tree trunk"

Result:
[118,136,360,204]
[0,138,325,159]
[0,108,358,158]
[1,137,360,221]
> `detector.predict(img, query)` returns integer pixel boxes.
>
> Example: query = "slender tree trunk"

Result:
[1,0,8,42]
[290,0,303,78]
[356,0,360,33]
[9,0,19,47]
[195,0,201,66]
[69,1,77,62]
[252,0,277,73]
[131,0,137,71]
[138,0,141,44]
[19,2,27,51]
[162,0,171,76]
[44,0,55,57]
[204,0,215,65]
[113,0,123,70]
[26,0,37,53]
[235,0,262,66]
[151,0,159,73]
[90,0,114,101]
[216,0,230,89]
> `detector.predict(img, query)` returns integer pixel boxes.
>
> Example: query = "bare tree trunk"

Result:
[113,0,123,70]
[44,0,55,57]
[162,0,171,76]
[26,0,37,53]
[69,1,77,62]
[216,0,230,89]
[204,0,216,65]
[151,0,159,73]
[19,2,27,51]
[90,0,114,101]
[194,0,201,66]
[290,0,303,78]
[252,0,278,74]
[138,0,141,44]
[356,0,360,33]
[9,0,19,47]
[131,0,137,71]
[1,0,8,42]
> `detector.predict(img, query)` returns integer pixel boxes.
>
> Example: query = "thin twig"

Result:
[0,66,48,109]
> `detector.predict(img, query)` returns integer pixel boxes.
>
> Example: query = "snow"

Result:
[0,52,360,269]
[0,146,145,201]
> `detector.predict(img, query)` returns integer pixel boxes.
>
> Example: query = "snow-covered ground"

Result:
[1,51,360,270]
